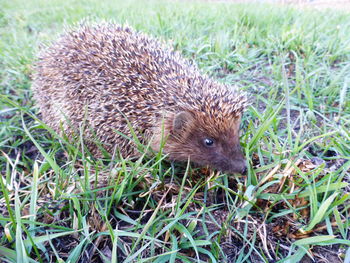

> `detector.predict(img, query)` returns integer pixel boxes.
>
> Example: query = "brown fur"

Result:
[32,22,247,174]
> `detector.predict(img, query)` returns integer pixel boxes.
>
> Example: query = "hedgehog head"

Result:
[153,102,247,174]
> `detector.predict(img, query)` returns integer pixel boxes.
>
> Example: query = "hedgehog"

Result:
[32,23,248,174]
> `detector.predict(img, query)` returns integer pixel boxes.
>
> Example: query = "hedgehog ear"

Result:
[173,111,193,134]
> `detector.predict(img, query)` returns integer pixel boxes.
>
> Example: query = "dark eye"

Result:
[203,138,214,147]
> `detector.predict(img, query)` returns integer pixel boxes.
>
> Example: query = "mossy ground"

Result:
[0,0,350,262]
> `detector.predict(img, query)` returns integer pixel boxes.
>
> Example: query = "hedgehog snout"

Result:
[232,158,247,175]
[210,158,246,175]
[226,148,247,174]
[208,149,246,175]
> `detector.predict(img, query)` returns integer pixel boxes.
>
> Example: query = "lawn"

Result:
[0,0,350,262]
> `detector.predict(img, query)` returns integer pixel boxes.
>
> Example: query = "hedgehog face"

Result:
[166,111,247,174]
[196,134,247,174]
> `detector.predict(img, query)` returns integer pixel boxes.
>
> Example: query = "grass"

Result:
[1,0,350,262]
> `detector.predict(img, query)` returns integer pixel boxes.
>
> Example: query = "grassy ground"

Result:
[1,0,350,262]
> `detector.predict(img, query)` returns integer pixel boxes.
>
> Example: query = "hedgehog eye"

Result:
[203,138,215,147]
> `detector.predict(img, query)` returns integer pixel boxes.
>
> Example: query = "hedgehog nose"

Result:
[241,165,247,175]
[236,158,247,175]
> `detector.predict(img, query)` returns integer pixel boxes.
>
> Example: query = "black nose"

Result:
[241,165,247,175]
